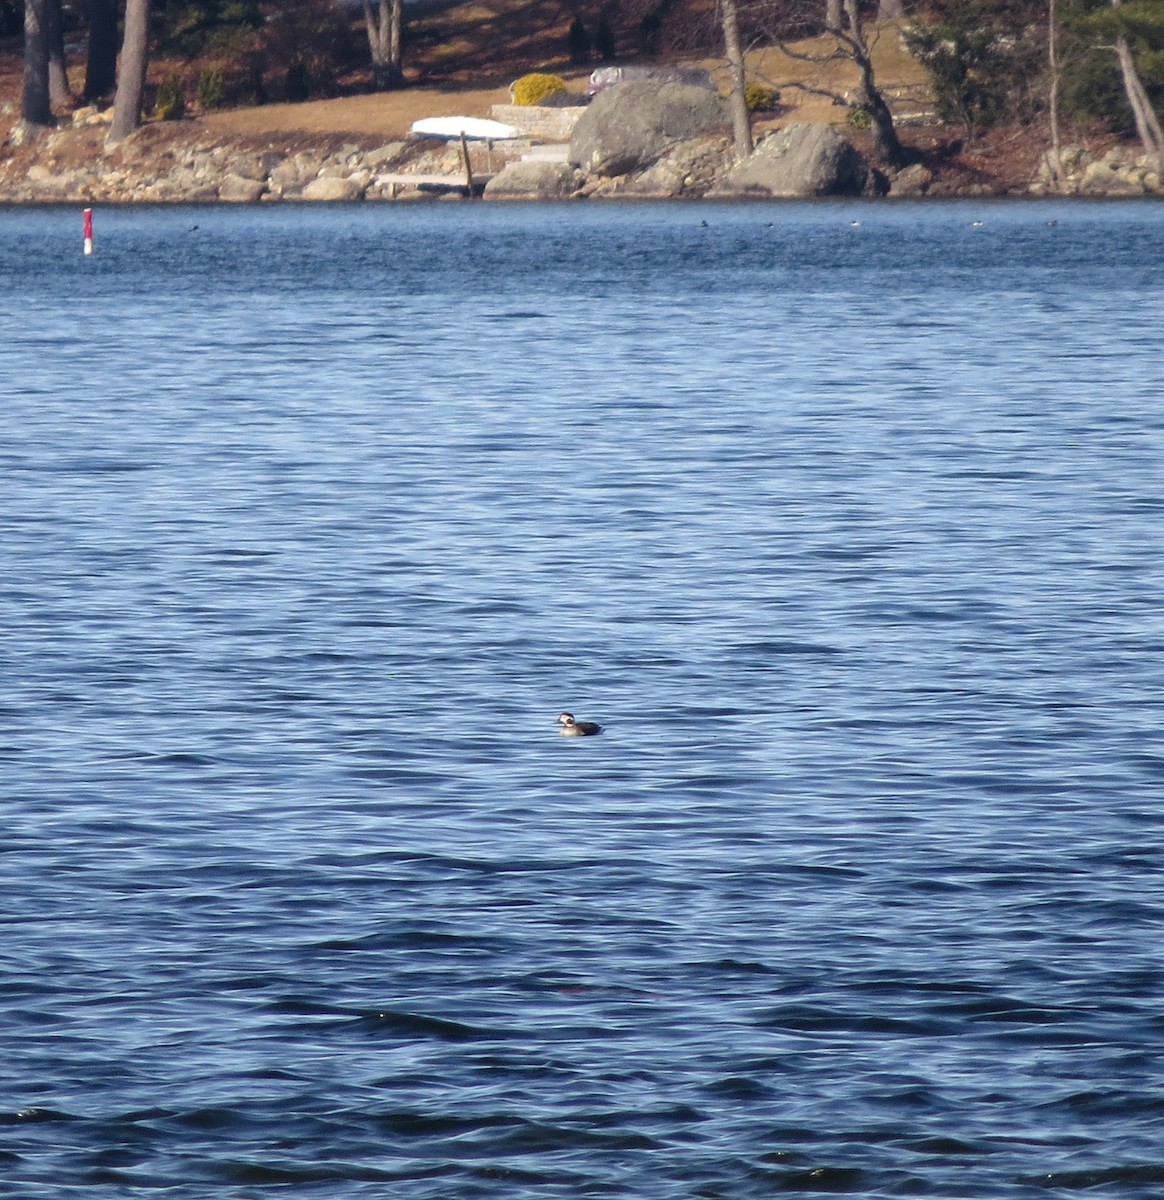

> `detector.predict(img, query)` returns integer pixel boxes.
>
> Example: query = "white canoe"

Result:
[410,116,520,140]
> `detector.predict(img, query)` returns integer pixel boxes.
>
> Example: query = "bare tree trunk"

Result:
[108,0,151,142]
[877,0,904,19]
[84,0,119,100]
[826,0,842,30]
[1109,1,1164,176]
[843,0,908,167]
[22,0,53,127]
[363,0,404,88]
[1047,0,1064,188]
[721,0,753,158]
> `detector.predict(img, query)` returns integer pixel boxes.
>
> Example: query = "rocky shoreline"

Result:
[2,92,1161,204]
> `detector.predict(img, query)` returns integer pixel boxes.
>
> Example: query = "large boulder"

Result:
[218,173,267,202]
[1079,159,1145,195]
[484,160,584,200]
[302,175,365,201]
[888,162,933,197]
[583,135,732,199]
[713,123,870,197]
[569,80,729,178]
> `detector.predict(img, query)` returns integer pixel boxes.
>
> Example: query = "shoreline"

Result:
[2,110,1160,205]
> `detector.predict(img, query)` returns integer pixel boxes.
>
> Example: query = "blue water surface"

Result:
[2,199,1164,1198]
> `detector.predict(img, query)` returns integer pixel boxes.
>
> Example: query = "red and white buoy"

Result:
[83,207,94,256]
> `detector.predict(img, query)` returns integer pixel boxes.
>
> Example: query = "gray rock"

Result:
[302,175,365,201]
[364,142,406,169]
[888,162,932,196]
[269,159,306,191]
[229,151,281,181]
[1080,160,1143,195]
[218,173,267,202]
[588,66,715,96]
[484,160,583,199]
[569,80,729,177]
[713,123,869,198]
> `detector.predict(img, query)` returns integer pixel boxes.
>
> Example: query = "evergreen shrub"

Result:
[155,75,186,120]
[197,68,225,110]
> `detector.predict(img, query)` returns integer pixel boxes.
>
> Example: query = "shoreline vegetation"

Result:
[1,4,1161,204]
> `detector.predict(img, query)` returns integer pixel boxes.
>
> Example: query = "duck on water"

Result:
[558,712,603,737]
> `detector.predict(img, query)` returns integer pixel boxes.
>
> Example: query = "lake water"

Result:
[3,199,1164,1198]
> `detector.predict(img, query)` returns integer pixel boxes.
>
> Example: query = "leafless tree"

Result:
[722,0,754,156]
[108,0,151,141]
[1108,0,1164,175]
[1046,0,1065,189]
[364,0,404,89]
[760,0,909,166]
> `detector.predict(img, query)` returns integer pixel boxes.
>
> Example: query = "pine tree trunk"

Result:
[721,0,753,158]
[22,0,53,127]
[108,0,151,141]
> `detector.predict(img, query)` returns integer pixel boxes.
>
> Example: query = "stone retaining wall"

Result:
[490,104,587,142]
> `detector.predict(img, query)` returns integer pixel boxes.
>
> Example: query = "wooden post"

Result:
[460,131,475,196]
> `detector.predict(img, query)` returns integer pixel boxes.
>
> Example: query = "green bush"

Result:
[155,74,186,120]
[846,105,872,129]
[511,73,568,106]
[903,5,1044,137]
[196,68,224,110]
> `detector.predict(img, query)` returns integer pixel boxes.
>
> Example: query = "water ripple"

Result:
[2,201,1164,1198]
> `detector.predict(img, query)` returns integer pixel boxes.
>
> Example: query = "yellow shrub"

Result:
[512,73,567,106]
[744,82,777,112]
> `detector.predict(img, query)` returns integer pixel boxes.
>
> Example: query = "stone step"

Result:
[521,144,571,163]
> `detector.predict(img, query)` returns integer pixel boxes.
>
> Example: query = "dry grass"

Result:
[200,21,931,140]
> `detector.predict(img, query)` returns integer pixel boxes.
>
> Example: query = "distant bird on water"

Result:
[558,712,603,737]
